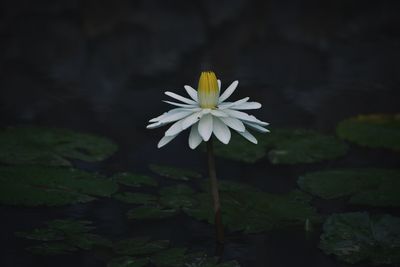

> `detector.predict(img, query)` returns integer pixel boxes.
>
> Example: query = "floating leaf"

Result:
[114,238,169,256]
[337,114,400,150]
[0,126,117,166]
[0,166,118,206]
[15,228,64,242]
[107,257,149,267]
[26,242,78,255]
[149,164,201,181]
[16,219,111,254]
[213,129,348,164]
[69,233,113,250]
[113,172,158,187]
[184,252,240,267]
[184,181,318,233]
[114,192,158,205]
[151,248,187,267]
[211,133,266,163]
[159,184,197,209]
[298,169,400,207]
[320,212,400,265]
[127,206,177,220]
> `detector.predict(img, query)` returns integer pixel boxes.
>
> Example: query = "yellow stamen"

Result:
[198,71,219,108]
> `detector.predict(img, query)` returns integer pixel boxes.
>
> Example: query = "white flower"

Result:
[147,71,269,149]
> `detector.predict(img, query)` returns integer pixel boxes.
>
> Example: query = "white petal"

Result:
[159,110,193,124]
[163,100,198,108]
[219,117,245,132]
[217,79,221,90]
[218,80,239,103]
[181,111,203,130]
[198,114,213,141]
[188,123,202,149]
[223,109,269,126]
[243,121,270,133]
[184,85,198,101]
[238,130,258,144]
[165,91,197,105]
[146,121,163,129]
[213,117,231,144]
[230,102,262,110]
[210,109,228,117]
[218,97,250,110]
[149,108,189,123]
[165,120,185,136]
[157,134,178,148]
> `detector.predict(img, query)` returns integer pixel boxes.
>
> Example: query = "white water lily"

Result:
[147,71,269,149]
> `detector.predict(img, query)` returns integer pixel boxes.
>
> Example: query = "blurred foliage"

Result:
[0,165,118,206]
[298,169,400,207]
[320,212,400,265]
[149,164,202,181]
[0,126,117,166]
[16,220,111,255]
[337,114,400,150]
[213,129,348,164]
[112,172,158,187]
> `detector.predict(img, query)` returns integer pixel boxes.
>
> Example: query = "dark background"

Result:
[0,0,400,266]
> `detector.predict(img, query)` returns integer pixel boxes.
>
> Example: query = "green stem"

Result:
[206,139,224,245]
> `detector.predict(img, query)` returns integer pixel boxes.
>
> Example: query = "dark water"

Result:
[1,0,400,266]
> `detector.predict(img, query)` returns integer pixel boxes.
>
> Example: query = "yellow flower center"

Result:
[197,71,219,108]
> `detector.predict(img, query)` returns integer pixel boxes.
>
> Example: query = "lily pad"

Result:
[151,248,187,267]
[184,181,318,233]
[159,184,197,209]
[337,114,400,150]
[320,212,400,265]
[114,192,158,205]
[213,129,348,164]
[212,133,266,163]
[298,169,400,207]
[127,206,177,220]
[27,242,78,255]
[112,172,158,187]
[107,257,149,267]
[184,252,240,267]
[0,126,117,166]
[0,165,118,206]
[149,164,201,181]
[113,237,169,256]
[17,219,111,255]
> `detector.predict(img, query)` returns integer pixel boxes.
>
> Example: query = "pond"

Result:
[1,1,400,267]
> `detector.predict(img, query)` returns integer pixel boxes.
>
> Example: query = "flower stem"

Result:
[206,139,224,245]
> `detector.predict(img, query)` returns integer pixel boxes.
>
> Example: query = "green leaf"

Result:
[127,206,177,220]
[107,257,149,267]
[298,169,400,207]
[113,172,158,187]
[158,185,197,209]
[69,233,113,250]
[149,164,201,181]
[114,192,158,205]
[0,126,117,166]
[320,212,400,265]
[151,248,187,267]
[211,133,266,163]
[15,228,64,241]
[114,238,169,256]
[0,165,118,206]
[17,219,112,255]
[337,114,400,150]
[26,242,78,255]
[213,129,348,164]
[184,181,318,233]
